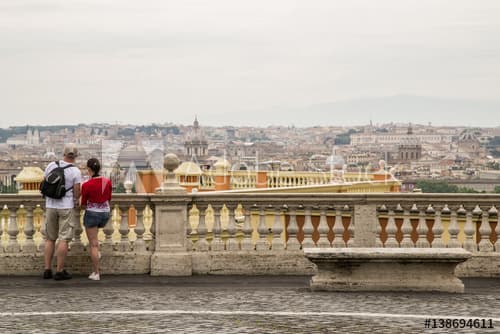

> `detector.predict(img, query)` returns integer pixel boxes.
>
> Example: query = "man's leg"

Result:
[55,208,74,274]
[43,208,57,271]
[56,240,68,272]
[44,239,55,270]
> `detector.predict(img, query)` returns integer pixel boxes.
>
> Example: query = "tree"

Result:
[0,182,17,193]
[334,129,358,145]
[114,182,126,193]
[416,180,479,193]
[486,161,500,170]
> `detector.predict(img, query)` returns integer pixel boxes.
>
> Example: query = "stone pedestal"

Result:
[150,153,192,276]
[304,248,471,293]
[151,252,192,276]
[352,204,378,247]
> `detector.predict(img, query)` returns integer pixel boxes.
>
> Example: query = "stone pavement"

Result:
[0,275,499,333]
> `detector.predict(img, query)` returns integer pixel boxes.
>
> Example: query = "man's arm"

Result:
[72,167,82,207]
[73,183,81,206]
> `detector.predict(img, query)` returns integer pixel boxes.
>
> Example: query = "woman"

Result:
[81,158,112,281]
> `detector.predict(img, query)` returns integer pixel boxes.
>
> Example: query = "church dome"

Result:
[185,116,207,144]
[117,144,150,170]
[15,167,44,182]
[175,161,203,175]
[214,158,231,170]
[459,130,479,142]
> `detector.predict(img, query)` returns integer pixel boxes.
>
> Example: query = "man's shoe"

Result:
[43,269,53,279]
[88,272,100,281]
[54,269,72,281]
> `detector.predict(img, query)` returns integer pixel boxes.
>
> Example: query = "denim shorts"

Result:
[83,210,110,228]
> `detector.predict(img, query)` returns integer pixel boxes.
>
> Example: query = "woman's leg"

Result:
[85,226,100,274]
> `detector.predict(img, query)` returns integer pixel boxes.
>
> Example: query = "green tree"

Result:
[486,161,500,170]
[334,129,358,145]
[416,180,479,193]
[0,183,17,193]
[114,182,126,193]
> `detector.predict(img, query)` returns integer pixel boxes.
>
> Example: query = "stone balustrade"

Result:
[139,168,400,193]
[186,193,500,276]
[0,194,154,275]
[1,192,500,276]
[199,170,344,191]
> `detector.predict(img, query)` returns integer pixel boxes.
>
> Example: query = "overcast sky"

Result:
[1,0,499,127]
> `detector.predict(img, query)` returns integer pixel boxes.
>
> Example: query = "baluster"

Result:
[400,209,414,248]
[211,204,225,251]
[487,206,497,249]
[416,209,429,248]
[463,209,476,252]
[149,205,156,251]
[394,203,404,246]
[448,209,461,248]
[332,208,345,248]
[240,204,254,251]
[431,205,444,248]
[70,208,84,253]
[301,206,315,248]
[492,206,500,253]
[23,205,36,253]
[344,205,354,247]
[316,206,330,248]
[6,206,20,253]
[376,205,387,247]
[101,208,115,253]
[425,204,435,234]
[479,209,493,252]
[495,215,500,253]
[286,205,301,250]
[117,205,130,252]
[38,207,46,253]
[395,203,404,212]
[0,206,5,253]
[271,205,284,250]
[195,204,209,251]
[134,205,147,253]
[185,204,193,252]
[440,204,451,247]
[226,203,239,251]
[385,209,399,247]
[256,205,270,251]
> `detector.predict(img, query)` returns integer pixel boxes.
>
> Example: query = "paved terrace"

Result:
[0,275,498,333]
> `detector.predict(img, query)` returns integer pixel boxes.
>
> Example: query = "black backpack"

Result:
[40,161,74,199]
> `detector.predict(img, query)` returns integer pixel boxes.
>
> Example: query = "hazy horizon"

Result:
[2,1,499,128]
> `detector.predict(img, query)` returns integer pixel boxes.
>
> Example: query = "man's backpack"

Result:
[40,161,74,199]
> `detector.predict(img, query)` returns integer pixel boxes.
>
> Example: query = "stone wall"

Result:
[192,251,316,275]
[0,253,151,276]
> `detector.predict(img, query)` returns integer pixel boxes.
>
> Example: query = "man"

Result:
[42,143,82,280]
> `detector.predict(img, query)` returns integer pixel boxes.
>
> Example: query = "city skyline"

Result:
[1,0,500,127]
